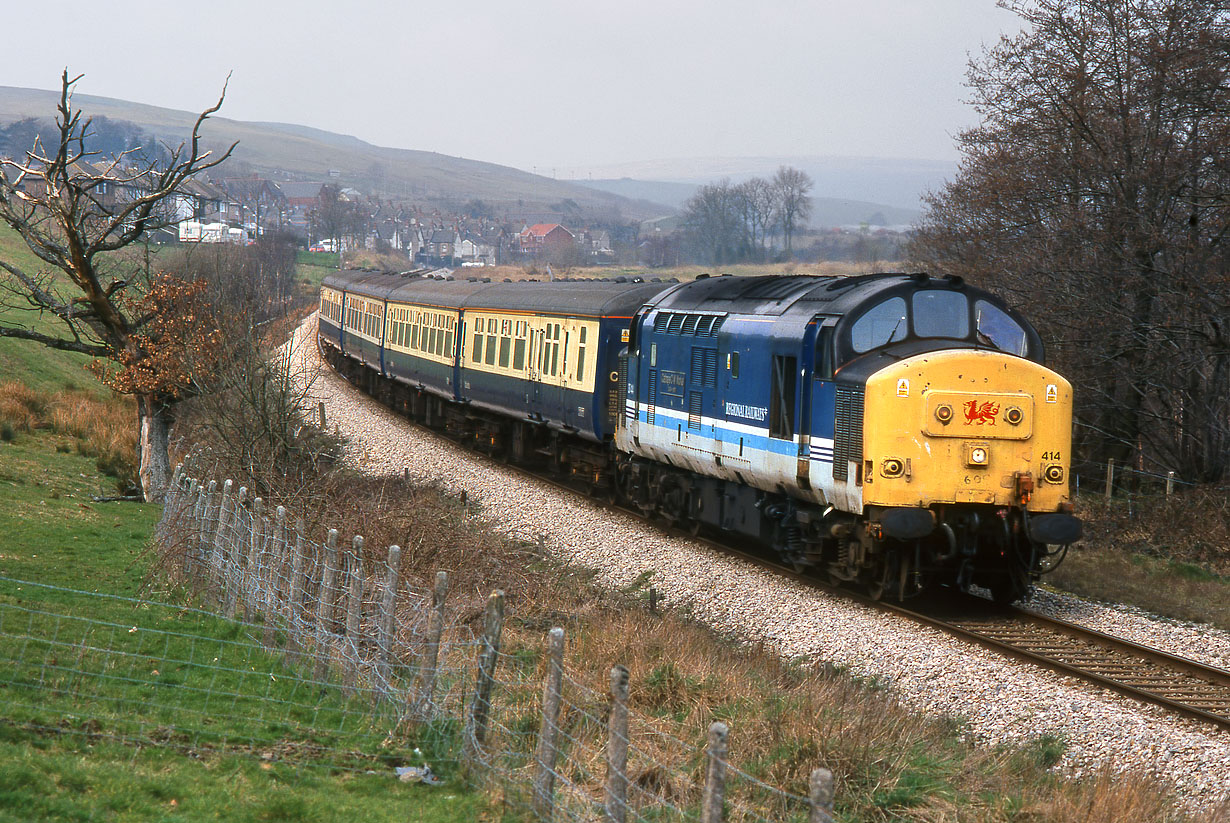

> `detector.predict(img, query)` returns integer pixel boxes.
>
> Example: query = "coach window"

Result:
[444,319,454,358]
[576,327,587,382]
[513,322,527,370]
[975,300,1029,356]
[499,320,512,368]
[471,317,483,362]
[551,324,561,376]
[851,297,908,353]
[485,319,497,366]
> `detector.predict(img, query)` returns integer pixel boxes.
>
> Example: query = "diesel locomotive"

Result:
[318,270,1081,603]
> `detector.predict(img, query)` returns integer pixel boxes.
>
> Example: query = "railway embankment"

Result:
[289,314,1230,817]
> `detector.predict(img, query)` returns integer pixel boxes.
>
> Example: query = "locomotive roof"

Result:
[323,269,668,317]
[645,273,979,318]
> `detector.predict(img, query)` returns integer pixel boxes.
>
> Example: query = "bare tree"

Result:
[911,0,1230,483]
[738,177,777,261]
[0,70,236,501]
[681,180,744,264]
[771,166,813,257]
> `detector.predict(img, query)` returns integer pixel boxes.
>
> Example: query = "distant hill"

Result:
[575,178,920,229]
[561,154,956,224]
[0,86,669,222]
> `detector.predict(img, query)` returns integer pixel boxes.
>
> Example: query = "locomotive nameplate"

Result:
[659,370,686,398]
[923,392,1032,440]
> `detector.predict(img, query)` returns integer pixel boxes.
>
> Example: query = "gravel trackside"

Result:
[292,317,1230,813]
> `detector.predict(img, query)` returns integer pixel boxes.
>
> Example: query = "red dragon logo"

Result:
[964,400,1000,425]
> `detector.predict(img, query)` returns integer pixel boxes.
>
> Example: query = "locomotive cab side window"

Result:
[851,297,908,353]
[769,355,797,440]
[815,327,835,380]
[975,300,1029,356]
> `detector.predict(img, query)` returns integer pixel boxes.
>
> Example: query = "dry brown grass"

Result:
[234,471,1205,822]
[1047,488,1230,630]
[0,380,136,489]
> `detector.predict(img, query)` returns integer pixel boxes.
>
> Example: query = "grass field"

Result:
[0,225,483,820]
[0,429,484,822]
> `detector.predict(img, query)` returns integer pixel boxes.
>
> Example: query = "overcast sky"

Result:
[8,1,1023,175]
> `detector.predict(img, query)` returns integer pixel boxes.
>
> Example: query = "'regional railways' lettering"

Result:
[725,402,768,422]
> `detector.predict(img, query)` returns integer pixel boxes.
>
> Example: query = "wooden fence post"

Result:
[224,486,248,619]
[809,768,835,823]
[261,504,288,648]
[605,664,630,823]
[343,536,365,690]
[314,529,340,681]
[198,481,217,583]
[412,571,449,717]
[211,480,234,594]
[701,722,728,823]
[1166,471,1175,496]
[377,545,401,691]
[186,483,205,577]
[1105,459,1115,501]
[273,505,289,602]
[533,627,566,821]
[281,518,310,669]
[247,497,265,623]
[464,589,505,759]
[289,518,307,619]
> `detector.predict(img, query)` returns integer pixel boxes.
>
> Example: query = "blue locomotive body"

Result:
[319,269,1079,603]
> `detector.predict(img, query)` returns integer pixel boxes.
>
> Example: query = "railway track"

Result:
[893,599,1230,731]
[676,524,1230,732]
[328,354,1230,735]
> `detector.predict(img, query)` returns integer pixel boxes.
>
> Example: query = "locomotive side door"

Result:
[808,318,840,507]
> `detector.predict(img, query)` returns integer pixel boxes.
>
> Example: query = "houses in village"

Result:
[2,153,627,262]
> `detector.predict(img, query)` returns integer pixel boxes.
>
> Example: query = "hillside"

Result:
[0,85,670,222]
[576,178,921,228]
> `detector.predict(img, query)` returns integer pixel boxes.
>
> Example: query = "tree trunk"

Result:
[138,395,172,503]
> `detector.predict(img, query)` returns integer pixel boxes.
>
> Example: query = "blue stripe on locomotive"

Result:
[632,314,834,449]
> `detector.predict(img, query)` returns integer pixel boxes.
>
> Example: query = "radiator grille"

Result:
[647,369,657,426]
[833,385,864,482]
[688,391,703,430]
[617,356,630,426]
[691,346,718,388]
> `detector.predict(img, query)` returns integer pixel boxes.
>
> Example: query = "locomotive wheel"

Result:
[866,558,894,601]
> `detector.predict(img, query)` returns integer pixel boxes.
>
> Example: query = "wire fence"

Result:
[0,462,840,822]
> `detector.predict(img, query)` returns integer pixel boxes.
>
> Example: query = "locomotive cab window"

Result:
[912,290,969,339]
[975,300,1029,356]
[851,297,908,353]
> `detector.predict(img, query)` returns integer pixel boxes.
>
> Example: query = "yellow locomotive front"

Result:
[863,350,1073,513]
[853,349,1081,603]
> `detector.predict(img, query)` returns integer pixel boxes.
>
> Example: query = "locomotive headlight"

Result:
[1043,464,1065,484]
[1005,406,1023,425]
[935,404,954,424]
[965,443,990,467]
[881,458,905,478]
